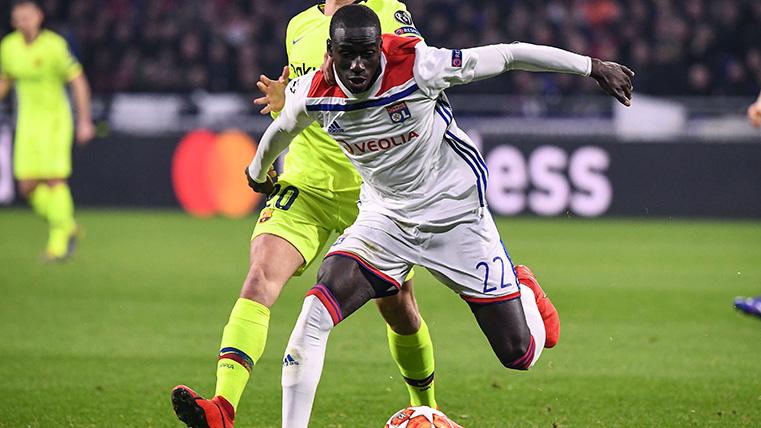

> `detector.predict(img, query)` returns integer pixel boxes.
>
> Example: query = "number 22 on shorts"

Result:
[476,256,513,294]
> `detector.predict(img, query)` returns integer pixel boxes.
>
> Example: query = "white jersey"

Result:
[282,35,490,226]
[249,34,591,226]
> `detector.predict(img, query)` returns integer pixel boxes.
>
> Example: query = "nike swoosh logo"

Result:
[292,36,306,45]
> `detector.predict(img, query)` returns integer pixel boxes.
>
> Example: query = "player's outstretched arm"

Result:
[476,43,634,106]
[416,42,634,106]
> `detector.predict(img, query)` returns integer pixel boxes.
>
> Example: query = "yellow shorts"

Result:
[251,177,414,280]
[252,178,360,275]
[13,117,73,179]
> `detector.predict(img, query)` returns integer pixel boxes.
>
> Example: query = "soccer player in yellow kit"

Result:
[0,0,95,261]
[171,1,436,427]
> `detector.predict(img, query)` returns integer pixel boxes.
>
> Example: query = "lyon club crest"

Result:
[386,102,411,124]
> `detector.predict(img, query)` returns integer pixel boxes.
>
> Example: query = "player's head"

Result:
[11,0,44,37]
[327,4,382,94]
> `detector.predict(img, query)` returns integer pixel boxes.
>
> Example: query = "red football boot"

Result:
[171,385,235,428]
[515,265,560,348]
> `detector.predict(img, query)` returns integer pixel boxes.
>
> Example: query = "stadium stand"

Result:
[1,0,758,96]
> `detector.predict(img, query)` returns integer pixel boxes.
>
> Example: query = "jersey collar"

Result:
[333,52,387,100]
[317,0,367,15]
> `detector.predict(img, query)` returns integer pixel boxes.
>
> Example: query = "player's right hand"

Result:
[747,100,761,128]
[254,65,289,115]
[590,58,634,107]
[321,52,336,86]
[76,119,96,145]
[245,165,278,195]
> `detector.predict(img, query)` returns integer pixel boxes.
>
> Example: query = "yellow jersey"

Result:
[0,29,82,133]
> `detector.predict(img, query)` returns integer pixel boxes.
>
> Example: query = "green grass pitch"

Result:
[1,209,760,427]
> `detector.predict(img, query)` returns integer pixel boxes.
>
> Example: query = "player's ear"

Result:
[326,39,333,57]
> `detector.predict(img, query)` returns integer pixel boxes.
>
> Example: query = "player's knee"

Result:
[316,256,345,285]
[240,264,279,307]
[496,330,533,370]
[376,293,421,335]
[17,180,37,198]
[316,255,378,321]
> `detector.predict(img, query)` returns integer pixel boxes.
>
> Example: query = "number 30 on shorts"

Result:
[268,184,300,211]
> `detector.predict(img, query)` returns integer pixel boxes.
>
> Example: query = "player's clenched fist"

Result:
[245,165,278,195]
[590,59,635,107]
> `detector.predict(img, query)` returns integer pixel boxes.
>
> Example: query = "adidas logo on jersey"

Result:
[327,120,344,135]
[283,354,300,367]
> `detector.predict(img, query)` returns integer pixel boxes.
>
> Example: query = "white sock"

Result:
[281,295,334,428]
[520,285,546,367]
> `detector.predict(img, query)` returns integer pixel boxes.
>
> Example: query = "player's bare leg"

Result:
[17,178,39,199]
[240,233,306,306]
[19,177,78,261]
[375,281,437,407]
[174,233,435,426]
[467,280,548,370]
[467,299,535,369]
[376,281,420,334]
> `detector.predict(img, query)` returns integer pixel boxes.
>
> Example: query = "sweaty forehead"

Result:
[332,25,380,44]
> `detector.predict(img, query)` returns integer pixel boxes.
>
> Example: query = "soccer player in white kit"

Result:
[246,5,634,426]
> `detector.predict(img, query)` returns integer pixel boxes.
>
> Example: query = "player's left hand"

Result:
[590,59,634,107]
[254,65,289,115]
[76,119,96,145]
[245,165,278,195]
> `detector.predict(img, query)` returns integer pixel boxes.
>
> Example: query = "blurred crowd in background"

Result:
[2,0,759,97]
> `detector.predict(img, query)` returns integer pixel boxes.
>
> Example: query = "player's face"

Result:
[11,3,43,36]
[329,26,382,94]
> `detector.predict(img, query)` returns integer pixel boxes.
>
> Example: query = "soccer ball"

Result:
[385,406,463,428]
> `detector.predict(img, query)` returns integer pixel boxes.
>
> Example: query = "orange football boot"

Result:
[515,265,560,348]
[171,385,234,428]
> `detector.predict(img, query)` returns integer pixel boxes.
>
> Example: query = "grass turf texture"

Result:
[1,209,760,427]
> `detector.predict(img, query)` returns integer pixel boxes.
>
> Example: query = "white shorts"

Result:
[326,209,521,303]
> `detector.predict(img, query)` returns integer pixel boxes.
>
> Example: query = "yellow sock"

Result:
[387,318,437,408]
[29,184,51,220]
[215,298,270,411]
[46,184,75,257]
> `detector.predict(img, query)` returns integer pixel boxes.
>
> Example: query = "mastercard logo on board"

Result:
[172,129,263,218]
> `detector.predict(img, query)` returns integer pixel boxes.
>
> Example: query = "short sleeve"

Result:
[413,43,479,98]
[56,38,82,81]
[378,0,422,39]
